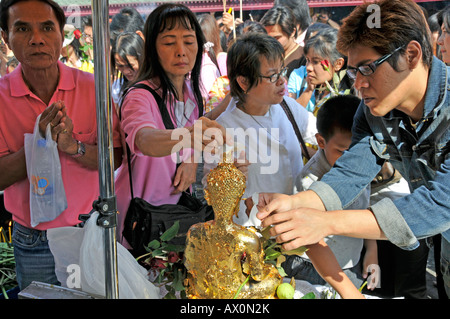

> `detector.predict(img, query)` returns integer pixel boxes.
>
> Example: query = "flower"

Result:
[73,29,82,40]
[320,59,331,72]
[136,221,187,299]
[167,251,181,263]
[148,258,167,271]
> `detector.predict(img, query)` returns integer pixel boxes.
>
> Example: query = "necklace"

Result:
[238,104,280,143]
[284,43,299,61]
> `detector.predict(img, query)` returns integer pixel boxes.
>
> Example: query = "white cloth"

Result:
[203,96,317,225]
[174,98,196,128]
[112,77,124,105]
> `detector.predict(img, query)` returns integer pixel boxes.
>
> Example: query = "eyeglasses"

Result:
[346,45,404,80]
[259,67,288,83]
[82,32,93,40]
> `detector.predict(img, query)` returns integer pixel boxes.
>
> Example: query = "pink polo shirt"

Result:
[114,79,199,243]
[0,61,122,230]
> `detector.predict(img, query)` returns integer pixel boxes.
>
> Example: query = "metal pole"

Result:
[91,0,119,299]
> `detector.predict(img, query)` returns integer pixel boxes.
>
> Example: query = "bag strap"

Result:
[119,83,190,199]
[120,83,175,129]
[280,98,311,161]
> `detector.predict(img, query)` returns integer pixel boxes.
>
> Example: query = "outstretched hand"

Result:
[254,191,330,250]
[262,206,330,251]
[190,116,233,154]
[255,193,295,221]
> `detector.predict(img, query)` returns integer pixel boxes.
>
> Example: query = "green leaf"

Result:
[260,226,272,240]
[164,292,177,299]
[147,239,160,250]
[233,274,250,299]
[160,221,180,242]
[163,286,177,299]
[301,292,316,299]
[282,246,308,256]
[277,266,287,277]
[151,248,164,258]
[172,269,186,292]
[163,243,185,253]
[264,248,281,261]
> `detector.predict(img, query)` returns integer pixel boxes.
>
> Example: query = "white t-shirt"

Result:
[203,96,317,225]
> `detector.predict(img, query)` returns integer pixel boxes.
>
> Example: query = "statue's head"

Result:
[204,162,246,219]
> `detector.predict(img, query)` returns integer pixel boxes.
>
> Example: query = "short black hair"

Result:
[274,0,311,33]
[110,7,144,43]
[227,32,284,105]
[130,3,205,115]
[437,6,450,33]
[316,95,361,141]
[0,0,65,33]
[261,5,298,39]
[81,15,92,29]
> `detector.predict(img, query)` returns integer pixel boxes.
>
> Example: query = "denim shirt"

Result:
[309,56,450,250]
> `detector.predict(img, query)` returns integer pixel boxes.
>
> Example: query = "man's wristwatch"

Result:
[72,140,86,158]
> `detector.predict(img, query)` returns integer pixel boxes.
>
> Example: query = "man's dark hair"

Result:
[316,95,361,141]
[81,15,92,29]
[110,7,144,42]
[0,0,65,33]
[261,5,298,39]
[274,0,311,33]
[337,0,433,69]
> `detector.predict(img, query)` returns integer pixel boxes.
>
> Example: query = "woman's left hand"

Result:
[172,161,198,194]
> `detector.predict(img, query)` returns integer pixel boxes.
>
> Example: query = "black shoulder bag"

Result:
[120,84,214,257]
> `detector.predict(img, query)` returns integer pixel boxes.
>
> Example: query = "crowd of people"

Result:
[0,0,449,300]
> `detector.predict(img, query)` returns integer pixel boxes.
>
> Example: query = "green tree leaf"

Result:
[147,239,160,250]
[160,221,180,242]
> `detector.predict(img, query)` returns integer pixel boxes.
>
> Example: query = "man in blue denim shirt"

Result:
[256,0,450,298]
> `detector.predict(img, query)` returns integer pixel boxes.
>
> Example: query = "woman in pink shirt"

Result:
[115,4,228,247]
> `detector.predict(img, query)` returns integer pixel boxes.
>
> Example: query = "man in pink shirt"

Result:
[0,0,122,290]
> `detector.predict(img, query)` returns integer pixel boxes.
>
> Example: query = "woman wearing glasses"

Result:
[204,32,317,226]
[203,31,365,299]
[256,0,450,299]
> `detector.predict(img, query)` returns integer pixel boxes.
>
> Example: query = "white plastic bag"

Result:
[47,226,84,288]
[24,114,67,227]
[48,212,160,299]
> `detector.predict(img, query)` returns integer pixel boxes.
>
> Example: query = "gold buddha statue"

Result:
[184,152,282,299]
